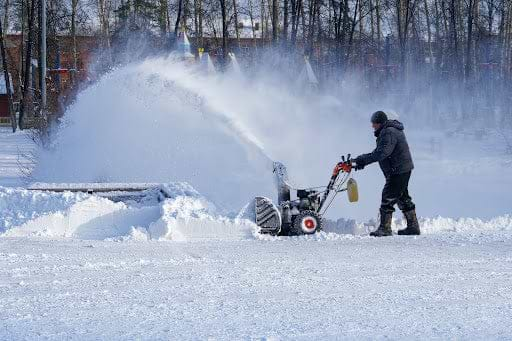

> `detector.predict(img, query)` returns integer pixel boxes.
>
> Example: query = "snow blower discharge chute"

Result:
[255,155,358,236]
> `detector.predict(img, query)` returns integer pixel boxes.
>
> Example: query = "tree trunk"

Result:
[3,0,9,33]
[194,0,199,38]
[71,0,78,83]
[159,0,168,34]
[272,0,278,41]
[283,0,289,41]
[261,0,265,38]
[465,0,476,79]
[174,0,183,36]
[449,0,460,77]
[97,0,111,57]
[19,0,25,98]
[424,0,434,71]
[376,0,381,45]
[487,0,494,33]
[291,0,300,44]
[219,0,228,59]
[233,0,240,45]
[19,0,36,129]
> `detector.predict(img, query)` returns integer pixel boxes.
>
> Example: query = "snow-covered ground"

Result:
[1,51,512,339]
[1,234,511,339]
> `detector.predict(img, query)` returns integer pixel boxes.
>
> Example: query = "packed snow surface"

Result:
[1,233,511,339]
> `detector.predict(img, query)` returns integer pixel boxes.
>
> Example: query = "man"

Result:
[354,111,420,237]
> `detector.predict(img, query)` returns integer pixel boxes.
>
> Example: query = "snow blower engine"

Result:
[255,154,358,236]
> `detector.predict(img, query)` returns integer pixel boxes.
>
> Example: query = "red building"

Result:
[0,74,13,125]
[3,34,100,120]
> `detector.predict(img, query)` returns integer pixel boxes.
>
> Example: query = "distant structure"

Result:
[174,31,195,60]
[297,56,319,88]
[227,52,242,75]
[199,50,216,74]
[0,73,14,125]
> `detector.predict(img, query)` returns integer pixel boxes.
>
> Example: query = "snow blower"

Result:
[255,154,358,236]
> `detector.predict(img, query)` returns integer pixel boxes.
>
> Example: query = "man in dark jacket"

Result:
[354,111,420,237]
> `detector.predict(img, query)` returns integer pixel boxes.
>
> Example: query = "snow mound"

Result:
[415,215,512,234]
[148,196,256,241]
[324,215,512,236]
[1,185,510,241]
[2,196,160,239]
[0,183,257,241]
[0,187,89,232]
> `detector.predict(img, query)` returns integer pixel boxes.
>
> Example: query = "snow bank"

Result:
[0,187,88,232]
[415,215,512,234]
[323,214,512,236]
[2,196,160,239]
[0,183,257,241]
[1,184,510,241]
[149,184,256,241]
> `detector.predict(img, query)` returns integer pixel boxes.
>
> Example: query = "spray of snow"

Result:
[33,57,281,213]
[32,56,370,214]
[32,55,512,221]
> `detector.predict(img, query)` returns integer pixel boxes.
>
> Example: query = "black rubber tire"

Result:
[292,210,322,235]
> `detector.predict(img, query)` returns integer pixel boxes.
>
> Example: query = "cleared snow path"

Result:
[1,234,511,339]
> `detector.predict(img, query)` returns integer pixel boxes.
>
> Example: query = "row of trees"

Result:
[1,0,512,128]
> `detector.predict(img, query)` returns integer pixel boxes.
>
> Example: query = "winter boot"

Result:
[370,211,393,237]
[398,209,421,235]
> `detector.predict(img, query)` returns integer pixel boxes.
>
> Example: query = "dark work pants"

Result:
[380,171,415,214]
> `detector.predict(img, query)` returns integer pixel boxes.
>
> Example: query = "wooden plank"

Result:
[28,182,162,193]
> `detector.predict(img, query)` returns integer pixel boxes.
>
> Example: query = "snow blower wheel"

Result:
[293,211,322,235]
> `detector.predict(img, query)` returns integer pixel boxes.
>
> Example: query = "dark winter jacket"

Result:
[355,120,414,177]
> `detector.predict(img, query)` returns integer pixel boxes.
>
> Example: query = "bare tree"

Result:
[219,0,227,58]
[19,0,36,129]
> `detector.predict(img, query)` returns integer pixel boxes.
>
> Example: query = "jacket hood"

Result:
[374,120,404,137]
[384,120,404,131]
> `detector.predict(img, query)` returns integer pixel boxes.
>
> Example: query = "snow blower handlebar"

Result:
[318,154,354,214]
[333,154,354,175]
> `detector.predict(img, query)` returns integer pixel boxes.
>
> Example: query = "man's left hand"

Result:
[354,157,366,170]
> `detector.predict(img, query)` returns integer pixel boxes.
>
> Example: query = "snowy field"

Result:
[1,127,512,339]
[1,234,511,340]
[1,54,512,339]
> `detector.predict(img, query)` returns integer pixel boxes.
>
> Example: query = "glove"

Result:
[354,157,366,171]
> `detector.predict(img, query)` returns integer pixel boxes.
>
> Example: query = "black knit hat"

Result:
[371,111,388,124]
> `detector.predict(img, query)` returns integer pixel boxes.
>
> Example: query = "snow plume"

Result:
[32,53,512,220]
[33,55,369,214]
[32,57,281,213]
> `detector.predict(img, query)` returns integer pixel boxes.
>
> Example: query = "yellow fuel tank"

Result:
[347,178,359,203]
